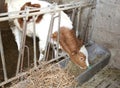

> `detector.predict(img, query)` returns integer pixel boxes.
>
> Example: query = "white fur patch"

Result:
[80,45,89,67]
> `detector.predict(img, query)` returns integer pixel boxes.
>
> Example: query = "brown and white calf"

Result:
[6,0,89,69]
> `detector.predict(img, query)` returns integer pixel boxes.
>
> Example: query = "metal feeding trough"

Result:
[59,41,111,86]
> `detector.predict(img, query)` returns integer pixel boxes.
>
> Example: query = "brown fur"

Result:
[52,27,83,55]
[52,27,87,69]
[70,52,87,68]
[18,2,43,28]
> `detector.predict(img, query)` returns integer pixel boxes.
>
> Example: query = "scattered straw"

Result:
[11,62,77,88]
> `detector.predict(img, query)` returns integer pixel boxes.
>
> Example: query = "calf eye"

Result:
[80,57,85,61]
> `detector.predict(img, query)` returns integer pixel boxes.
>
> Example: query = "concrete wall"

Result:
[91,0,120,69]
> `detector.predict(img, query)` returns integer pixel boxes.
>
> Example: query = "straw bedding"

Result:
[11,62,77,88]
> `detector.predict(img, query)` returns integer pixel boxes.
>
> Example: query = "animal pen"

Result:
[0,0,111,87]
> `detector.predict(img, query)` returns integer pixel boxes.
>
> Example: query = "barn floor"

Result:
[79,65,120,88]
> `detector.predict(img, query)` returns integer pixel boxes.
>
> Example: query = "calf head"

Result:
[52,27,89,69]
[70,50,88,69]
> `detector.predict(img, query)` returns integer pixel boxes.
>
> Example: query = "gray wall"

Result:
[91,0,120,69]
